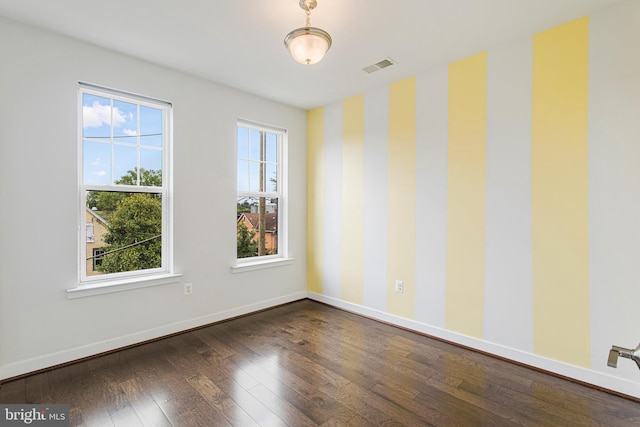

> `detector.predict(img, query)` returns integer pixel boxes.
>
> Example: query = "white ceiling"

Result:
[0,0,623,110]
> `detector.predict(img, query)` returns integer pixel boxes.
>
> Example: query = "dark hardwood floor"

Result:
[1,299,639,426]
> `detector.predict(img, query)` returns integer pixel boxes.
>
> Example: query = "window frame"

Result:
[234,119,291,271]
[76,83,175,288]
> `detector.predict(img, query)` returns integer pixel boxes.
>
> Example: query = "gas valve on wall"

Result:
[608,343,640,370]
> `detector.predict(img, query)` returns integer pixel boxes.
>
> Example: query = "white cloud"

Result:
[83,101,127,129]
[123,128,138,136]
[94,170,107,177]
[91,157,102,166]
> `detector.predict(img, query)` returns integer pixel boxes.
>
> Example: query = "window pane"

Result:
[237,160,249,192]
[140,148,163,186]
[113,100,138,141]
[249,162,260,192]
[84,190,162,277]
[266,163,277,192]
[82,94,111,139]
[141,134,162,147]
[266,132,277,163]
[83,140,111,184]
[140,106,163,147]
[236,196,278,258]
[113,145,138,184]
[249,129,261,160]
[237,127,249,159]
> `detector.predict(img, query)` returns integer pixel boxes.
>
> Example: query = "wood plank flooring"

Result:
[1,299,639,426]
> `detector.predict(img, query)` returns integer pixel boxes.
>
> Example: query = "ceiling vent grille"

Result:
[362,58,396,74]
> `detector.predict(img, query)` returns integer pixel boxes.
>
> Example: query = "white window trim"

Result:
[234,119,291,270]
[67,273,182,299]
[231,257,294,274]
[70,83,176,297]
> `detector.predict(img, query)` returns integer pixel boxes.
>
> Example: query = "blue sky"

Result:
[82,93,163,185]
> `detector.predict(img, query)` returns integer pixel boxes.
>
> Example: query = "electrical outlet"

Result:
[395,280,404,293]
[184,283,193,295]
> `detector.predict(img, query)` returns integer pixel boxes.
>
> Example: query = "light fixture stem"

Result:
[305,9,311,27]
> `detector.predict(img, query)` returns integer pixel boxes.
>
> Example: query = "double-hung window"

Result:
[236,120,288,268]
[78,84,172,285]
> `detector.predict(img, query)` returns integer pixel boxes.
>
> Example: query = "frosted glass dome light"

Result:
[284,0,332,65]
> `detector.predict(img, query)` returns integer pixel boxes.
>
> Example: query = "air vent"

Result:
[362,58,396,74]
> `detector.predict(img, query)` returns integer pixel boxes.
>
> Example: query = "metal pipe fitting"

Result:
[608,343,640,370]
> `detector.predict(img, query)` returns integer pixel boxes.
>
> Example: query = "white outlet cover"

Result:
[395,280,404,292]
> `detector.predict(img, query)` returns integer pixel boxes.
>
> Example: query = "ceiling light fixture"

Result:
[284,0,332,65]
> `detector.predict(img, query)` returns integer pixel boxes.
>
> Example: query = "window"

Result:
[236,120,287,265]
[86,223,95,243]
[79,84,172,284]
[92,248,105,270]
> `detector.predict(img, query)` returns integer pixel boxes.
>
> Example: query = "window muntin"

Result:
[79,85,171,283]
[236,121,285,261]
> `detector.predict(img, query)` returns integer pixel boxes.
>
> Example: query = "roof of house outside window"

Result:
[238,213,277,233]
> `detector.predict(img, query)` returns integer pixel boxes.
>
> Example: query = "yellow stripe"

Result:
[532,17,590,367]
[307,107,324,293]
[445,52,487,338]
[341,95,365,304]
[387,77,416,318]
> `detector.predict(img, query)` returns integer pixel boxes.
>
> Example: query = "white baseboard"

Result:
[307,292,640,400]
[0,291,307,382]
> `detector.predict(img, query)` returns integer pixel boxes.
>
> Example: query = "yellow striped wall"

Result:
[307,1,640,391]
[306,107,324,294]
[531,17,590,367]
[340,95,365,304]
[445,52,487,338]
[386,78,416,318]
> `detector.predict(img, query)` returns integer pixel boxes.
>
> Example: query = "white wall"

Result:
[0,17,307,379]
[588,0,640,380]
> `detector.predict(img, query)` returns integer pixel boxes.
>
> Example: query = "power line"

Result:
[86,234,161,261]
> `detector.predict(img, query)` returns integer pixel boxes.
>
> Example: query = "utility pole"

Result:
[258,131,266,256]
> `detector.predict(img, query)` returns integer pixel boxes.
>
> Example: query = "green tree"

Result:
[118,168,162,186]
[98,193,162,273]
[86,190,125,214]
[237,221,258,258]
[87,168,161,212]
[237,200,251,213]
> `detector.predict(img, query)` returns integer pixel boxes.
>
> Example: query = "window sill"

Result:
[231,257,294,274]
[67,273,182,299]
